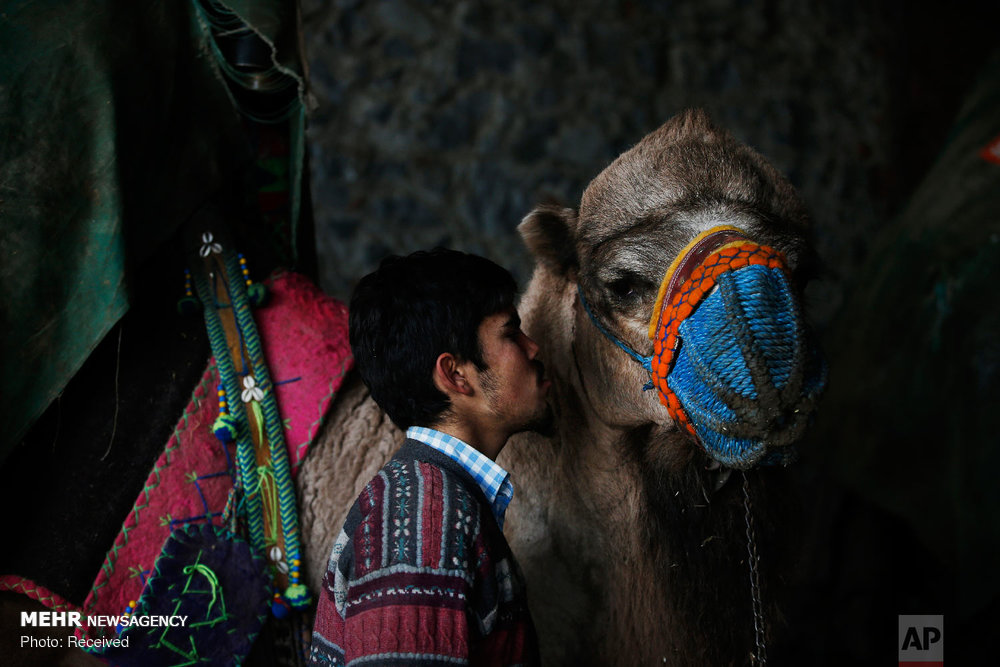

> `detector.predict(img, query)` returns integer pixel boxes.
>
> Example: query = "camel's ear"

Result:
[518,204,579,276]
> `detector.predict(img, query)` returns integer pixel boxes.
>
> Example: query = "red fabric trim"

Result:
[0,575,81,612]
[344,604,469,659]
[419,462,445,569]
[356,475,387,576]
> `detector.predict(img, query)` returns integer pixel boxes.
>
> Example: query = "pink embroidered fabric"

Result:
[70,271,351,638]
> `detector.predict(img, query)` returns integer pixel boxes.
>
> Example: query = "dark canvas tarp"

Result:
[816,48,1000,619]
[0,0,306,461]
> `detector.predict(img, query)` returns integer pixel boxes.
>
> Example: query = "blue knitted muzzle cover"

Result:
[582,226,826,468]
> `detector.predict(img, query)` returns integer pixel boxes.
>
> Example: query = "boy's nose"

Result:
[521,332,540,359]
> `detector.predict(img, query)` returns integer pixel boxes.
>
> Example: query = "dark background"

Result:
[303,0,987,320]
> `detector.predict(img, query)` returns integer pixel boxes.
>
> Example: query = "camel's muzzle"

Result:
[578,225,826,469]
[648,226,826,468]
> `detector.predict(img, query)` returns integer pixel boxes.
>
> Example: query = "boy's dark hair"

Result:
[348,248,518,430]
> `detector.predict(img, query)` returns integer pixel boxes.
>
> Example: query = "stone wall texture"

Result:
[302,0,990,332]
[301,0,991,330]
[305,0,876,320]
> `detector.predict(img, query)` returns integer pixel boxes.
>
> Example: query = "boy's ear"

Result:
[433,352,474,397]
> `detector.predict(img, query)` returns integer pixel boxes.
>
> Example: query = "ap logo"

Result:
[899,615,943,666]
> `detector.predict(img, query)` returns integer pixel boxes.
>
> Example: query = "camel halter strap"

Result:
[577,284,654,377]
[580,228,780,664]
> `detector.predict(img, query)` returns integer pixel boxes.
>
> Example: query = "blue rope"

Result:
[576,286,655,390]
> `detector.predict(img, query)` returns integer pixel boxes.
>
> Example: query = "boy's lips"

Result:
[534,361,549,391]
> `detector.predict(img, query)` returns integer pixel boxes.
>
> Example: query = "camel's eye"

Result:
[608,278,636,299]
[598,265,654,311]
[606,274,653,309]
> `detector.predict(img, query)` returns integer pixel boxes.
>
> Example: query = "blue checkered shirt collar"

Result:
[406,426,514,530]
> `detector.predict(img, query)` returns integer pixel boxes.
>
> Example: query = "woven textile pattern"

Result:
[309,440,539,666]
[406,426,514,530]
[71,271,350,640]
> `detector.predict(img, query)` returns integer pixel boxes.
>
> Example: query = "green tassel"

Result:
[177,296,201,315]
[284,583,311,609]
[212,413,239,443]
[247,282,268,307]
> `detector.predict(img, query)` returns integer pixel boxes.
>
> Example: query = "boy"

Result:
[308,249,549,665]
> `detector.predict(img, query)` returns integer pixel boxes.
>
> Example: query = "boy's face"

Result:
[475,308,552,435]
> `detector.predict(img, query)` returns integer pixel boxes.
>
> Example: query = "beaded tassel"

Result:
[212,386,239,443]
[239,253,268,307]
[271,590,290,619]
[115,600,136,635]
[284,557,310,610]
[177,268,202,315]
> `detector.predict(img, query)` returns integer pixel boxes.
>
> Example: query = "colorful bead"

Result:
[116,600,137,634]
[271,594,290,619]
[213,386,238,442]
[177,269,202,315]
[238,253,268,306]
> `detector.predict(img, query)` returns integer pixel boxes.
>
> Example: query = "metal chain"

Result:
[743,471,767,666]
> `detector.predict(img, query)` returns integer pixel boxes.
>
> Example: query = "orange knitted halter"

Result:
[647,226,790,437]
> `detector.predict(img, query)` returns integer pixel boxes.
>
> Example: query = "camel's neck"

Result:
[513,265,794,664]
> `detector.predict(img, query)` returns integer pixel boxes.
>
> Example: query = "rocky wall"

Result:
[301,0,987,330]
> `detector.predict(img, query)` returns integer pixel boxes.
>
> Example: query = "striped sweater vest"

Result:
[308,439,540,666]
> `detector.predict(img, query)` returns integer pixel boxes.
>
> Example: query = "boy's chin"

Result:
[518,403,556,438]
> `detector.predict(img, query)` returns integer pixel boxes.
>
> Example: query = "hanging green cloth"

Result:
[0,0,307,461]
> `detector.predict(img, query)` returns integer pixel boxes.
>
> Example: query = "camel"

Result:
[297,108,825,666]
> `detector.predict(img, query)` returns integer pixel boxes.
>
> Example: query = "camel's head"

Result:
[520,109,825,469]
